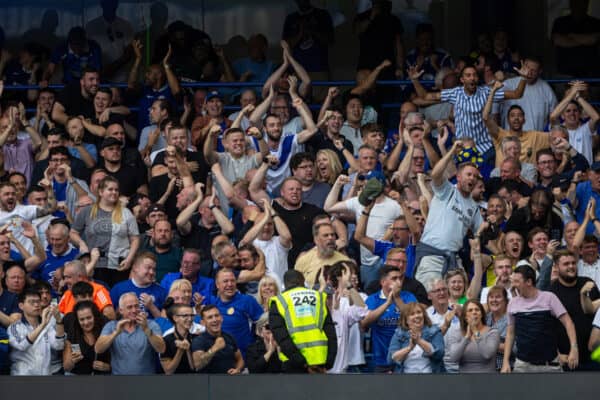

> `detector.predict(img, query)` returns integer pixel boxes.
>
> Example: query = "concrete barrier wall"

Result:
[3,373,600,400]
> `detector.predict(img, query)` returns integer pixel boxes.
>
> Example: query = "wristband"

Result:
[592,218,598,223]
[271,213,279,218]
[209,205,217,210]
[361,211,369,216]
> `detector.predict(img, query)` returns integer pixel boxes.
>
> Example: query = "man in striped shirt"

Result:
[409,63,531,165]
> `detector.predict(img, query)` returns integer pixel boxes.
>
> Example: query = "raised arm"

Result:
[351,59,392,96]
[250,85,275,128]
[294,97,318,144]
[265,199,292,249]
[466,237,484,300]
[281,41,311,99]
[239,200,271,247]
[502,62,530,100]
[431,140,462,186]
[408,66,441,103]
[483,80,504,139]
[214,46,236,83]
[549,81,581,124]
[127,40,142,90]
[353,201,375,253]
[324,175,351,215]
[162,45,181,96]
[17,104,42,152]
[231,104,254,129]
[393,129,414,185]
[176,183,203,235]
[208,191,234,235]
[211,162,247,211]
[421,121,441,167]
[576,91,600,132]
[385,120,405,172]
[317,87,339,123]
[261,55,289,99]
[203,124,221,165]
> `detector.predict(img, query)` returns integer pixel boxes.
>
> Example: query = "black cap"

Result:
[100,137,123,150]
[146,203,166,215]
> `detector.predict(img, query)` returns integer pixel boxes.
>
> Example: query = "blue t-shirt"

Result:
[50,41,102,83]
[137,85,176,130]
[34,245,80,286]
[0,326,8,375]
[110,280,167,318]
[575,181,600,235]
[206,292,263,357]
[100,319,162,375]
[0,290,19,317]
[160,272,215,303]
[365,290,417,367]
[373,241,416,279]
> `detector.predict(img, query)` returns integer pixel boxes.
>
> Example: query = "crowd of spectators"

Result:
[0,0,600,376]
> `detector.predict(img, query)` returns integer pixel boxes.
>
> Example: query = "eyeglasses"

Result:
[391,227,409,231]
[175,314,194,319]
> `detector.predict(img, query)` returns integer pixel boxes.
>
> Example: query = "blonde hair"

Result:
[256,275,280,309]
[168,279,193,296]
[316,149,342,185]
[90,176,123,224]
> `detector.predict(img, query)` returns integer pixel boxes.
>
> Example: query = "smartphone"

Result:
[51,298,58,307]
[71,343,81,353]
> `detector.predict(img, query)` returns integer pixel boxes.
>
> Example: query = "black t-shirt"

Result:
[272,201,325,267]
[485,177,532,199]
[160,330,198,374]
[104,163,147,197]
[305,131,353,167]
[30,157,90,188]
[551,15,600,76]
[355,11,404,70]
[64,313,110,375]
[191,331,238,374]
[55,82,95,122]
[180,214,223,277]
[149,174,181,223]
[549,277,600,363]
[153,150,209,184]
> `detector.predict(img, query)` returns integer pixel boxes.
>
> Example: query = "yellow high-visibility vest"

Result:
[270,287,328,366]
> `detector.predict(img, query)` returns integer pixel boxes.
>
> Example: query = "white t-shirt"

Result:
[568,123,594,165]
[427,305,460,373]
[593,307,600,328]
[404,344,432,373]
[346,292,368,366]
[328,296,368,373]
[578,258,600,289]
[253,236,290,288]
[500,78,557,132]
[344,196,402,266]
[0,204,39,255]
[265,133,304,192]
[227,111,252,132]
[420,180,483,252]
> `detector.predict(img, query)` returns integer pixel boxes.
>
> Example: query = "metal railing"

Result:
[4,79,600,112]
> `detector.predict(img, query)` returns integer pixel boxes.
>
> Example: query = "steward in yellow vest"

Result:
[269,270,337,373]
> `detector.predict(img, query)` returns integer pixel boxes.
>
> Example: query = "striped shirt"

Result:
[441,86,505,153]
